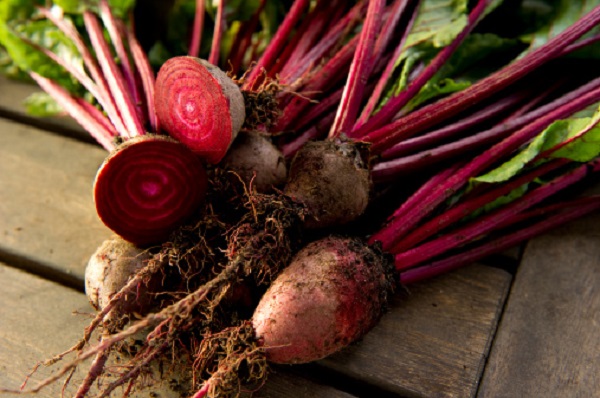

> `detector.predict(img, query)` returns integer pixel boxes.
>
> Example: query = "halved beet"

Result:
[93,135,207,246]
[154,56,245,164]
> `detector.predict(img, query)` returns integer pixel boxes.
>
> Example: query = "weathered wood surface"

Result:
[0,118,111,286]
[319,264,512,398]
[0,75,89,141]
[477,212,600,398]
[0,264,94,397]
[0,118,516,397]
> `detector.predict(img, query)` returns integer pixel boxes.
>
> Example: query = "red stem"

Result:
[243,0,311,90]
[329,0,385,138]
[390,158,568,253]
[191,383,210,398]
[370,83,600,251]
[189,0,206,58]
[280,1,365,87]
[98,0,143,124]
[228,0,265,74]
[29,73,116,151]
[500,80,564,123]
[394,162,594,269]
[372,75,600,181]
[83,11,145,137]
[75,98,118,138]
[387,162,463,222]
[356,0,418,126]
[380,91,529,159]
[127,27,159,132]
[209,0,225,66]
[561,32,600,55]
[277,0,337,83]
[363,5,600,153]
[294,86,344,132]
[36,7,127,137]
[275,35,359,131]
[399,196,600,284]
[351,0,491,137]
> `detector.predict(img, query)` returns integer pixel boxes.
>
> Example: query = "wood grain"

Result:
[319,264,512,398]
[0,118,111,286]
[477,213,600,398]
[0,263,102,397]
[0,76,89,141]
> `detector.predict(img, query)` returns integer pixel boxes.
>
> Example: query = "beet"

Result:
[252,236,395,364]
[154,56,246,164]
[284,140,371,229]
[85,236,154,314]
[220,131,287,192]
[93,135,208,246]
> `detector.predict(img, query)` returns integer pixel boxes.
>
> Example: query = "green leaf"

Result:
[467,183,530,220]
[1,18,82,91]
[549,120,600,162]
[404,77,470,112]
[475,108,600,184]
[475,131,550,183]
[23,92,65,117]
[520,0,600,56]
[53,0,136,17]
[403,0,469,50]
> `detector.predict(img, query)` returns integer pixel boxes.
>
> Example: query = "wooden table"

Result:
[0,75,598,397]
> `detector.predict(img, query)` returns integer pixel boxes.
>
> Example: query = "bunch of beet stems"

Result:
[26,1,157,149]
[240,0,600,166]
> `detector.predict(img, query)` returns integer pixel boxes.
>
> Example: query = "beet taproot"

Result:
[284,139,371,229]
[252,236,395,364]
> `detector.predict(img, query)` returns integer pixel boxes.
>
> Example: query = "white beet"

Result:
[85,236,152,312]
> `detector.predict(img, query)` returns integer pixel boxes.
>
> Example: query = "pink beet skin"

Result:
[252,236,394,364]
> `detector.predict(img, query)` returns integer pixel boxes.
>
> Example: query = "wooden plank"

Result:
[0,263,357,398]
[319,264,512,398]
[477,213,600,398]
[255,370,356,398]
[0,76,87,136]
[0,118,111,285]
[0,263,103,397]
[0,76,91,142]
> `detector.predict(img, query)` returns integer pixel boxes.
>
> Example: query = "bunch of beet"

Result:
[3,1,600,397]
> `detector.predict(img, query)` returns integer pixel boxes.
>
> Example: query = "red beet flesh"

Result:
[154,56,245,164]
[93,135,207,246]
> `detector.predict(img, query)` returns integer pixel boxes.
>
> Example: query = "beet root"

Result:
[85,236,154,314]
[252,236,395,364]
[220,131,287,192]
[284,139,371,229]
[93,135,208,246]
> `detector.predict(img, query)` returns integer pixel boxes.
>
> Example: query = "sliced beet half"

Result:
[94,135,208,246]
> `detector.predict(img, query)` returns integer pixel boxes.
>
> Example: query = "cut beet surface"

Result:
[93,135,208,246]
